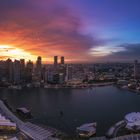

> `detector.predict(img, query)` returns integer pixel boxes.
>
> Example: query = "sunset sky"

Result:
[0,0,140,63]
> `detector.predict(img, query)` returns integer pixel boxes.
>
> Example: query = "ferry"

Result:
[76,122,97,138]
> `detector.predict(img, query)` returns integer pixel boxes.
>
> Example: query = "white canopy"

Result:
[125,112,140,129]
[77,123,96,132]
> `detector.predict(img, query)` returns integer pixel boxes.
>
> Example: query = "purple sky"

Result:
[0,0,140,62]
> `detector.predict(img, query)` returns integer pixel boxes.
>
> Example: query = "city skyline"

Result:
[0,0,140,62]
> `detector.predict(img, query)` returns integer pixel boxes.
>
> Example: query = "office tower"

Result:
[25,60,33,82]
[54,56,58,66]
[53,73,59,84]
[20,59,25,70]
[26,60,33,70]
[59,73,65,84]
[134,60,140,79]
[6,58,13,82]
[35,56,42,81]
[61,56,65,65]
[66,65,73,81]
[13,60,20,84]
[36,56,42,71]
[20,59,25,81]
[47,68,54,83]
[41,66,46,82]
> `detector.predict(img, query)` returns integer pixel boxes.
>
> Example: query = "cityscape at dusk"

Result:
[1,0,140,140]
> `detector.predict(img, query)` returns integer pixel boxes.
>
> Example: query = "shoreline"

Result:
[116,86,140,94]
[0,82,115,90]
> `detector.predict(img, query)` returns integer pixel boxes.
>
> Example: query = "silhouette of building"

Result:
[20,59,25,70]
[13,60,20,84]
[61,56,65,65]
[6,59,13,82]
[20,59,25,82]
[36,56,42,72]
[54,56,58,66]
[66,65,73,81]
[134,60,140,79]
[25,60,33,82]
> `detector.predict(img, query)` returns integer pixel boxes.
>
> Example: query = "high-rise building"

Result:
[20,59,25,82]
[36,56,42,71]
[59,73,65,84]
[26,60,33,70]
[61,56,65,65]
[54,56,58,66]
[13,60,20,84]
[5,58,13,82]
[35,56,42,81]
[47,68,54,83]
[25,60,33,82]
[134,60,140,79]
[66,65,73,81]
[20,59,25,70]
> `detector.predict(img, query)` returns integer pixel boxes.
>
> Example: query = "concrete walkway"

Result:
[0,100,59,140]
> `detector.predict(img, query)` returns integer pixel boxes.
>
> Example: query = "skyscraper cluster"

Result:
[0,59,33,85]
[0,56,68,86]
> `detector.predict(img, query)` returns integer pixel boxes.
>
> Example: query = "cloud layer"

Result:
[0,0,106,62]
[105,43,140,61]
[0,0,139,62]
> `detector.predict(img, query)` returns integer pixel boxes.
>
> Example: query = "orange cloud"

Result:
[0,0,105,63]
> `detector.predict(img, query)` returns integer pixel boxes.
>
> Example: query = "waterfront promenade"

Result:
[0,100,59,140]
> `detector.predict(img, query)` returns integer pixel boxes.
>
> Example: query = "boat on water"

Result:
[76,122,97,138]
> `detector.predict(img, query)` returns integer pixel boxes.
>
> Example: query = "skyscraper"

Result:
[20,59,25,82]
[134,60,140,79]
[54,56,58,66]
[61,56,65,65]
[25,60,33,82]
[5,58,13,82]
[36,56,42,71]
[20,59,25,70]
[13,60,20,84]
[66,65,73,81]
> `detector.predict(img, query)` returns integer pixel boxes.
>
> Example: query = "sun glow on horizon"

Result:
[0,45,37,61]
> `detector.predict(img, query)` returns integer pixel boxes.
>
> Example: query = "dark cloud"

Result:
[105,43,140,61]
